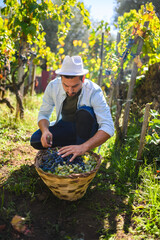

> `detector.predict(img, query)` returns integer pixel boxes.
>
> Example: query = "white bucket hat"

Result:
[55,55,89,76]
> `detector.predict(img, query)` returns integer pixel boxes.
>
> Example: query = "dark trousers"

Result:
[30,106,98,150]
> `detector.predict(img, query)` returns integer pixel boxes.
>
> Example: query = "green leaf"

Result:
[26,24,37,36]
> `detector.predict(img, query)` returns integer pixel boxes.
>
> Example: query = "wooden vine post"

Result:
[108,76,115,109]
[115,67,123,140]
[109,32,120,111]
[121,21,149,139]
[30,64,36,96]
[114,32,124,140]
[16,40,28,119]
[98,32,104,87]
[137,103,150,162]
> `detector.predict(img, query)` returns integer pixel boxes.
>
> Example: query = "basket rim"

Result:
[34,147,101,179]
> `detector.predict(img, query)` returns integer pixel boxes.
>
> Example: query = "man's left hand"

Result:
[57,145,87,162]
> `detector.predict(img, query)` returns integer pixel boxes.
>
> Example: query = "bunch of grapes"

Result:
[39,149,97,176]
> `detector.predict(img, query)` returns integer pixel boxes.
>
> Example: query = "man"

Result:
[30,55,114,161]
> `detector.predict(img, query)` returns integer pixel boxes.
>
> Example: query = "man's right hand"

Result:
[41,130,52,148]
[38,119,53,148]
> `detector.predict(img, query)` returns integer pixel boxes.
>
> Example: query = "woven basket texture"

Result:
[35,148,101,201]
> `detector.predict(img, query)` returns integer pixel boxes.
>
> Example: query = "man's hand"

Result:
[38,119,52,148]
[58,130,111,161]
[41,130,52,148]
[58,145,87,162]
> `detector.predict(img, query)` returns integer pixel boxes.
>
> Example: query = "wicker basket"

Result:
[34,148,101,201]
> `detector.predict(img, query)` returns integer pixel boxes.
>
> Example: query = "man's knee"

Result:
[30,129,44,150]
[75,106,98,139]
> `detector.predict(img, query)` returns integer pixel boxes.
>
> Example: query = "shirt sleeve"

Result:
[91,88,114,137]
[37,82,55,124]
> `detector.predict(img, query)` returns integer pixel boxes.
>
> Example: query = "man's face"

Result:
[61,76,83,97]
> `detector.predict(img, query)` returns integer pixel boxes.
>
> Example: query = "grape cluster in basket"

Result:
[39,148,97,176]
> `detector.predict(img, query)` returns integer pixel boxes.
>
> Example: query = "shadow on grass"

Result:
[0,160,135,240]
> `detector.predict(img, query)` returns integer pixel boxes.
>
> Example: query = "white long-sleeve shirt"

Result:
[38,77,114,137]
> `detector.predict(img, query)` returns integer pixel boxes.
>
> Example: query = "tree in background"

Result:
[63,7,89,56]
[72,20,112,87]
[41,6,90,64]
[40,18,58,70]
[41,18,59,54]
[113,0,160,22]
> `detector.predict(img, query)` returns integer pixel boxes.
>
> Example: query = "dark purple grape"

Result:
[40,149,86,173]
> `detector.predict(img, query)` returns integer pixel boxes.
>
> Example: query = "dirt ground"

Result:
[0,144,135,240]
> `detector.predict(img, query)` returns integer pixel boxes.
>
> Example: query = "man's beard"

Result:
[67,92,76,97]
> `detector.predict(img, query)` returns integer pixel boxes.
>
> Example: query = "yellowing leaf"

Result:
[11,215,26,233]
[89,39,96,47]
[0,17,3,28]
[90,59,96,64]
[137,29,144,37]
[143,14,149,22]
[59,48,64,54]
[106,82,111,88]
[78,40,82,46]
[73,40,78,46]
[82,43,87,48]
[146,2,154,12]
[46,47,50,52]
[83,48,88,54]
[101,86,105,92]
[59,40,65,46]
[27,34,33,44]
[86,73,89,78]
[134,55,143,68]
[97,58,101,65]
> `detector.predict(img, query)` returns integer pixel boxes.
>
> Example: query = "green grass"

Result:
[132,164,160,238]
